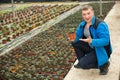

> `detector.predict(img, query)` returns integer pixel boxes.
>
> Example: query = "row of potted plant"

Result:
[0,4,78,46]
[0,4,78,26]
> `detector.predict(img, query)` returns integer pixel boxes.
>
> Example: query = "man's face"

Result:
[82,9,94,23]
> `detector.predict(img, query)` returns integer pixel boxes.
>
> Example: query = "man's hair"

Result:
[81,5,94,11]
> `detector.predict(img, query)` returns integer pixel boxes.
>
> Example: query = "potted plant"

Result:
[2,38,7,44]
[6,36,11,42]
[68,28,76,41]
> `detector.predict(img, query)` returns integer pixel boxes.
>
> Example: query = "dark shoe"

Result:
[74,63,81,68]
[99,61,110,75]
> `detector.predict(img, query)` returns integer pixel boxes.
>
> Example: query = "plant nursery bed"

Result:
[0,4,78,48]
[0,3,115,80]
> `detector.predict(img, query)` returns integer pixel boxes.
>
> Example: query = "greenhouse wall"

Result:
[0,0,63,3]
[0,0,119,3]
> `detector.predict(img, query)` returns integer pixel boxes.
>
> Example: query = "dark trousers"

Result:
[72,41,98,69]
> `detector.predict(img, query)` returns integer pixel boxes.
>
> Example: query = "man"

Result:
[71,5,112,75]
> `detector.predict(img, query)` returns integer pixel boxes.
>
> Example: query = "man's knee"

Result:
[71,42,76,47]
[71,41,80,47]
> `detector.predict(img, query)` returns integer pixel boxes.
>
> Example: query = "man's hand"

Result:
[79,36,92,44]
